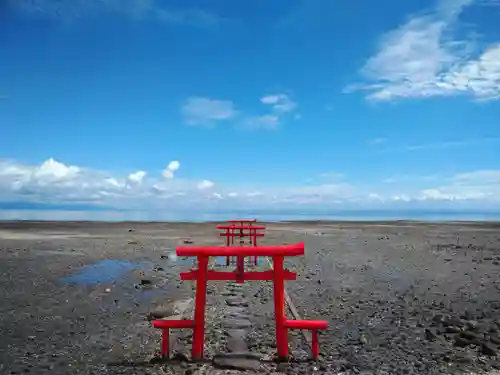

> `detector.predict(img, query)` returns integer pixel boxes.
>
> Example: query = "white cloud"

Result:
[128,170,147,184]
[181,93,298,130]
[162,160,180,179]
[182,97,237,126]
[261,93,297,113]
[349,0,500,101]
[243,115,280,130]
[197,180,214,190]
[0,158,499,211]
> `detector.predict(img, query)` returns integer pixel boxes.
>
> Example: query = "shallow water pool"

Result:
[61,259,144,285]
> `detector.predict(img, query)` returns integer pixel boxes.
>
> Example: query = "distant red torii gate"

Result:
[153,242,327,361]
[218,221,264,266]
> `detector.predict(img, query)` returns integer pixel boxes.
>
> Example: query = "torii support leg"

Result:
[192,255,209,359]
[272,255,289,359]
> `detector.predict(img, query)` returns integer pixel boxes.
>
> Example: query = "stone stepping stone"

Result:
[225,329,249,353]
[224,318,252,329]
[224,329,246,338]
[224,312,249,321]
[225,306,246,314]
[226,297,249,307]
[212,353,261,371]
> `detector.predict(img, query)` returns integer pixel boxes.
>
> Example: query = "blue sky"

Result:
[1,0,500,215]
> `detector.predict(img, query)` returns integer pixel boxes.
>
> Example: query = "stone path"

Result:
[212,282,261,371]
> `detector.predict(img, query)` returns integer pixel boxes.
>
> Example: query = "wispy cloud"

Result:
[404,137,500,151]
[368,137,387,145]
[182,93,298,130]
[7,0,226,28]
[261,94,297,113]
[242,115,281,130]
[348,0,500,101]
[376,137,500,153]
[181,97,237,126]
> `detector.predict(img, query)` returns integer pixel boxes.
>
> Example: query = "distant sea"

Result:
[0,209,499,222]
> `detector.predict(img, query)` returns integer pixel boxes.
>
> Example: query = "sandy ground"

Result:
[1,221,500,375]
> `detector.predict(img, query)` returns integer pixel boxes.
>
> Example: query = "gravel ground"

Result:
[1,221,500,375]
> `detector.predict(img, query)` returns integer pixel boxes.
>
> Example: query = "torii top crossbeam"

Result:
[176,243,304,257]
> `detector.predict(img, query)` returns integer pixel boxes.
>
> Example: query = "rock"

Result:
[481,343,497,356]
[225,306,246,314]
[444,326,462,334]
[212,353,260,371]
[147,308,174,320]
[225,312,248,320]
[466,320,478,330]
[432,315,444,324]
[224,329,246,338]
[226,336,248,353]
[490,336,500,345]
[425,328,438,341]
[455,337,472,347]
[461,331,482,342]
[276,362,289,372]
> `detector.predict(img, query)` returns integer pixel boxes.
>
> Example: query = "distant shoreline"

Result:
[0,219,499,226]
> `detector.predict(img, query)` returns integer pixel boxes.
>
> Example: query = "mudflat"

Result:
[1,220,500,375]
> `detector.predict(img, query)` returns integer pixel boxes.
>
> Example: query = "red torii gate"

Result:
[218,221,264,266]
[152,243,327,361]
[226,219,257,245]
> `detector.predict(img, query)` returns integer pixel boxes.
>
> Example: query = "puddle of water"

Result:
[62,259,143,285]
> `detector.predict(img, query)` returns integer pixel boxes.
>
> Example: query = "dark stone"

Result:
[425,328,438,341]
[172,352,190,362]
[490,336,500,345]
[481,343,497,356]
[432,315,444,324]
[140,279,152,286]
[444,326,462,334]
[461,331,482,342]
[212,353,260,371]
[455,337,472,347]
